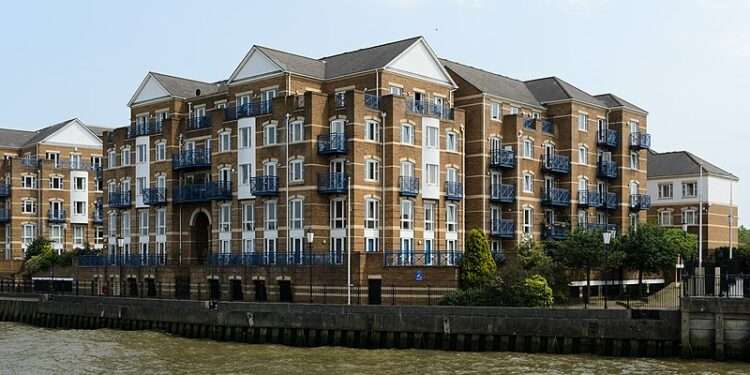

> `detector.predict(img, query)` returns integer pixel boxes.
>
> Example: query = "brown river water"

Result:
[0,322,748,374]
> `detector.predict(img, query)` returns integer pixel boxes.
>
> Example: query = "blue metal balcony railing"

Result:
[174,182,232,203]
[399,176,419,197]
[597,129,617,148]
[523,118,536,130]
[405,98,454,120]
[335,93,346,108]
[364,94,380,110]
[490,218,514,239]
[489,148,515,169]
[250,176,279,196]
[224,100,273,121]
[109,191,132,209]
[20,157,39,168]
[384,250,463,267]
[92,209,103,224]
[578,190,601,208]
[77,254,168,267]
[0,184,9,197]
[317,172,347,194]
[47,209,66,223]
[128,119,163,138]
[142,187,167,205]
[542,154,570,174]
[445,181,463,200]
[630,132,651,150]
[542,120,555,134]
[597,160,618,179]
[582,223,618,234]
[543,223,569,240]
[630,194,651,210]
[172,149,211,170]
[606,192,618,210]
[542,188,570,207]
[206,253,345,267]
[317,133,347,155]
[0,209,9,223]
[490,183,515,203]
[186,115,211,130]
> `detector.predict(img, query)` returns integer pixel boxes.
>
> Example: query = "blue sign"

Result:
[415,270,424,282]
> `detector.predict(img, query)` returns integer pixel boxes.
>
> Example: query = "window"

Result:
[137,144,147,163]
[22,175,35,188]
[47,152,60,167]
[401,124,414,145]
[426,164,438,185]
[73,225,84,248]
[658,210,672,226]
[239,163,251,186]
[400,200,413,230]
[577,210,587,226]
[682,209,697,225]
[22,224,36,249]
[75,177,86,191]
[446,203,457,233]
[522,139,534,159]
[156,208,166,236]
[219,131,231,152]
[239,127,252,149]
[658,183,673,200]
[630,152,639,169]
[578,145,588,165]
[289,199,303,230]
[122,212,130,237]
[265,201,277,231]
[242,203,255,231]
[70,154,82,169]
[389,85,403,96]
[264,125,277,145]
[289,159,304,182]
[289,121,304,143]
[365,120,380,142]
[331,200,346,229]
[523,173,534,193]
[365,159,379,181]
[424,202,435,232]
[156,143,166,161]
[425,126,438,148]
[220,204,231,232]
[74,201,85,215]
[446,131,457,151]
[509,106,520,115]
[682,181,697,198]
[578,113,588,131]
[108,150,117,168]
[108,213,117,237]
[490,102,501,120]
[95,226,104,246]
[49,176,63,190]
[523,207,533,235]
[532,112,541,119]
[22,200,35,214]
[121,147,131,166]
[139,210,148,237]
[365,199,379,230]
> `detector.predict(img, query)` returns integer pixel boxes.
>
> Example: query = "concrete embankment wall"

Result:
[682,298,750,360]
[0,294,681,357]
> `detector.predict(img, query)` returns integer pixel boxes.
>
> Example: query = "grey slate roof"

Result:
[648,150,738,181]
[595,93,647,113]
[0,118,106,149]
[150,72,221,99]
[85,125,110,138]
[23,118,76,145]
[440,58,542,108]
[0,128,36,148]
[525,77,605,108]
[255,46,326,79]
[320,36,421,79]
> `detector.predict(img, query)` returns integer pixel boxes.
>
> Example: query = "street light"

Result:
[306,231,314,303]
[602,230,613,310]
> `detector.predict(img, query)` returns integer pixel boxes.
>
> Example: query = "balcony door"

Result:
[543,143,554,161]
[400,161,414,178]
[264,162,277,177]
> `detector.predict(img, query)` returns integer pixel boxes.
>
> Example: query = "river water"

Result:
[0,322,748,375]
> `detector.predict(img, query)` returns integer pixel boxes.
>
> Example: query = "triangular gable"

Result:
[41,119,102,148]
[128,73,171,107]
[228,47,284,84]
[385,38,456,87]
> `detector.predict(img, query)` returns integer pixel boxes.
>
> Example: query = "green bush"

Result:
[517,274,553,307]
[440,274,553,307]
[459,229,496,289]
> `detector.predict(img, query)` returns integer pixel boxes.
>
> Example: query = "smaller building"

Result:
[647,150,739,251]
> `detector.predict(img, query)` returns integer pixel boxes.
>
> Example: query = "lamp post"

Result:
[602,230,613,310]
[116,236,124,297]
[306,231,314,303]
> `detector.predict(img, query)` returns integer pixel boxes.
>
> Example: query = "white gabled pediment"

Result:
[42,119,101,148]
[385,38,456,87]
[128,73,170,107]
[228,47,283,84]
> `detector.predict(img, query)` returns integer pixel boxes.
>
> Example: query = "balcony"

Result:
[583,223,618,234]
[630,132,651,150]
[206,253,343,267]
[364,94,380,110]
[523,118,536,130]
[317,172,347,194]
[490,218,514,239]
[174,181,232,203]
[630,194,651,210]
[142,187,167,205]
[605,192,618,210]
[489,148,515,169]
[48,209,66,223]
[19,157,39,168]
[578,190,601,208]
[92,208,103,225]
[399,176,419,197]
[542,154,570,174]
[224,100,273,121]
[128,119,163,138]
[542,188,570,207]
[405,98,454,121]
[597,129,617,148]
[0,209,9,223]
[250,176,279,197]
[384,250,462,267]
[543,223,569,240]
[317,133,347,155]
[78,254,168,267]
[542,120,555,134]
[445,181,463,200]
[0,184,9,197]
[109,192,132,209]
[490,183,515,203]
[597,160,618,179]
[185,116,211,130]
[172,149,211,171]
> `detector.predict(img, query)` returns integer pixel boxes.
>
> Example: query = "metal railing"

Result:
[490,218,514,238]
[108,192,132,208]
[186,116,211,130]
[597,160,618,179]
[630,132,651,150]
[445,181,463,200]
[0,183,9,197]
[174,181,232,203]
[578,190,601,208]
[399,176,419,196]
[405,97,454,120]
[142,187,167,205]
[317,172,347,194]
[172,149,211,170]
[128,119,163,137]
[383,250,463,267]
[630,194,651,210]
[605,192,618,210]
[542,120,554,134]
[542,154,570,174]
[543,223,569,240]
[317,133,347,155]
[364,94,380,110]
[250,176,279,196]
[47,209,67,223]
[597,129,617,148]
[78,254,167,267]
[224,100,273,121]
[683,273,750,299]
[489,148,515,169]
[582,223,618,233]
[0,209,9,223]
[206,253,345,267]
[523,118,536,130]
[542,188,570,207]
[490,183,514,203]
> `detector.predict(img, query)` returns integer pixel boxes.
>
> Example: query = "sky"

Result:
[0,0,747,224]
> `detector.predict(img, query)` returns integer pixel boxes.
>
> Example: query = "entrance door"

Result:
[174,274,191,300]
[230,280,243,301]
[128,278,138,297]
[368,279,382,305]
[146,278,157,297]
[254,280,267,302]
[331,237,345,265]
[191,212,210,264]
[208,279,221,300]
[278,281,293,303]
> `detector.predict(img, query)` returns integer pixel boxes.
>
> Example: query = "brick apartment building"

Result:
[647,150,739,251]
[79,36,650,303]
[0,118,106,275]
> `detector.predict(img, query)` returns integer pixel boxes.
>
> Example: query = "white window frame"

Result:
[289,158,304,183]
[426,164,439,185]
[400,124,414,145]
[239,126,252,149]
[682,209,697,225]
[658,210,672,226]
[139,210,148,237]
[658,183,673,200]
[219,130,231,152]
[490,102,501,121]
[264,124,277,145]
[523,207,533,235]
[365,198,379,230]
[155,142,166,161]
[522,139,534,159]
[400,199,413,230]
[523,172,534,193]
[424,202,435,232]
[243,203,255,232]
[289,199,303,230]
[365,159,379,182]
[579,145,588,165]
[446,131,457,152]
[265,200,277,231]
[578,113,588,132]
[289,121,304,143]
[365,120,380,142]
[425,126,439,149]
[682,181,698,198]
[446,203,457,233]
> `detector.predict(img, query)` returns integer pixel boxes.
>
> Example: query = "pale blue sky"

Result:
[1,0,747,224]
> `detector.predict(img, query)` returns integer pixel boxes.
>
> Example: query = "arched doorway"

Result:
[191,211,210,264]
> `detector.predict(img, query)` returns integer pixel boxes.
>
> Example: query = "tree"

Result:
[517,274,553,307]
[23,238,57,275]
[549,229,605,303]
[459,229,496,289]
[516,239,570,303]
[664,228,698,260]
[621,223,677,296]
[24,238,53,261]
[739,226,750,250]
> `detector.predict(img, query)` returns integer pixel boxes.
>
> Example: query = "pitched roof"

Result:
[440,58,542,108]
[85,125,111,138]
[525,77,605,108]
[150,72,221,99]
[254,46,326,79]
[595,93,647,113]
[648,150,738,181]
[23,118,77,145]
[0,118,107,149]
[0,128,36,148]
[320,36,421,79]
